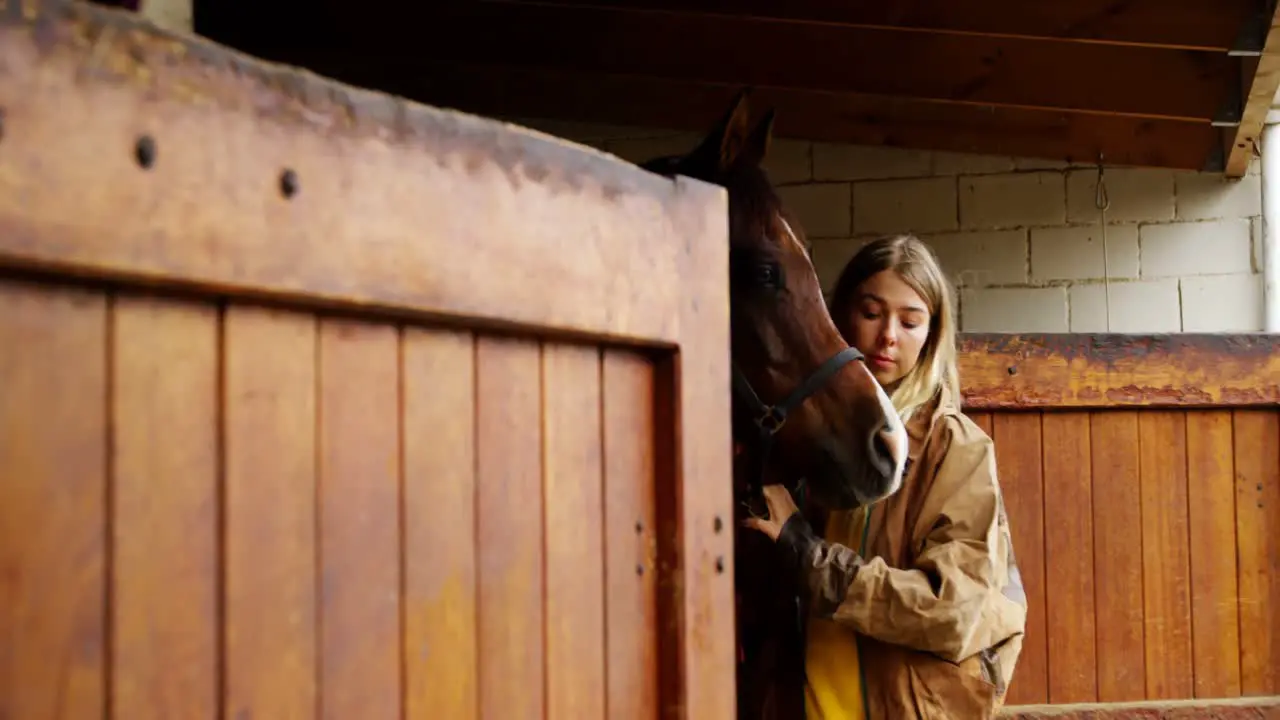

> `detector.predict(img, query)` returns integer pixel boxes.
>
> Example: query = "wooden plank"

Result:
[1089,411,1146,702]
[475,336,546,720]
[992,413,1048,705]
[957,334,1280,410]
[402,327,478,719]
[111,295,219,719]
[0,280,107,719]
[223,304,319,719]
[393,65,1221,173]
[602,350,661,719]
[317,319,402,720]
[667,176,736,720]
[1041,412,1097,703]
[0,0,697,347]
[1232,409,1280,695]
[314,3,1238,121]
[1185,411,1242,698]
[1138,412,1194,699]
[1225,1,1280,176]
[490,0,1254,51]
[542,342,607,719]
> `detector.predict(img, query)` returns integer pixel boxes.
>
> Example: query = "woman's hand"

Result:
[741,484,800,541]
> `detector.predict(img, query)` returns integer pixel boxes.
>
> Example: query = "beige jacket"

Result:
[778,387,1027,718]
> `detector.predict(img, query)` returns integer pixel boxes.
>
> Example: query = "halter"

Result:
[732,345,866,516]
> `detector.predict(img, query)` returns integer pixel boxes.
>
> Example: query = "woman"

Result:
[744,234,1027,719]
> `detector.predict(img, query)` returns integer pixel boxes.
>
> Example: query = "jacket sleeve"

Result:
[777,416,1027,663]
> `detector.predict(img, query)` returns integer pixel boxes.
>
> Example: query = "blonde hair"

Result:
[828,234,960,423]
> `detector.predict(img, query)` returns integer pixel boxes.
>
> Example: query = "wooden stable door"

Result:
[0,5,736,719]
[957,335,1280,711]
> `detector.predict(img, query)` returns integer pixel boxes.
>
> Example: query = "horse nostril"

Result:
[868,418,907,496]
[868,430,896,481]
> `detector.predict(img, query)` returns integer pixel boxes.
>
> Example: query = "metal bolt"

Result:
[1007,366,1017,376]
[279,168,299,198]
[134,135,156,169]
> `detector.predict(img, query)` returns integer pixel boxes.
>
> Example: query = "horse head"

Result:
[640,91,908,512]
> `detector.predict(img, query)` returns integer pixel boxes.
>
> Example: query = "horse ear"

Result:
[684,88,753,173]
[734,108,775,169]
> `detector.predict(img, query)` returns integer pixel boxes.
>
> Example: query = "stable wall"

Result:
[518,118,1267,335]
[956,334,1279,715]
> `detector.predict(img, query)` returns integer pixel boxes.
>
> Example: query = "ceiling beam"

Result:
[1225,0,1280,176]
[376,1,1240,122]
[305,61,1222,171]
[502,0,1257,51]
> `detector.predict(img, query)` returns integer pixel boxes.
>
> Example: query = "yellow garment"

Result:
[803,507,872,720]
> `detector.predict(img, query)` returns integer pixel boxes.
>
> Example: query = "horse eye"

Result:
[757,262,782,288]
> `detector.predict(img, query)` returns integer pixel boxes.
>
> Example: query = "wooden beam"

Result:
[362,1,1238,122]
[0,0,723,349]
[349,64,1222,171]
[957,334,1280,410]
[1226,0,1280,176]
[510,0,1256,52]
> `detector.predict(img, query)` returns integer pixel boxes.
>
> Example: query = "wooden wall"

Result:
[956,334,1280,708]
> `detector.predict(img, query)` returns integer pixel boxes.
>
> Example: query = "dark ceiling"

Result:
[194,0,1280,175]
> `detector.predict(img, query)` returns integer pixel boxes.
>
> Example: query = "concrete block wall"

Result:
[516,118,1267,334]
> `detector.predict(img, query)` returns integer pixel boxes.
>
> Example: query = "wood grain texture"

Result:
[957,334,1280,410]
[0,0,700,346]
[318,319,402,720]
[1185,411,1242,699]
[602,350,661,719]
[491,0,1254,49]
[223,304,319,720]
[1224,0,1280,176]
[403,327,479,719]
[476,336,546,720]
[668,176,736,720]
[542,342,607,719]
[365,2,1237,120]
[388,64,1223,174]
[1232,410,1280,696]
[111,295,220,719]
[992,413,1047,706]
[1089,411,1146,703]
[1041,412,1096,704]
[0,6,730,719]
[986,406,1279,709]
[0,279,107,719]
[1138,412,1194,700]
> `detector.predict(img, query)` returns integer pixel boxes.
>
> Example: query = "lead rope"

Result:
[1095,155,1112,332]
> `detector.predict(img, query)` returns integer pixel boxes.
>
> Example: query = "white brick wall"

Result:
[513,118,1268,334]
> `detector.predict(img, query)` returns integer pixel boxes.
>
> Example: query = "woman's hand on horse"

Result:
[742,484,799,541]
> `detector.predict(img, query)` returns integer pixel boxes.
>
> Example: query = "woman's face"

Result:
[846,269,932,388]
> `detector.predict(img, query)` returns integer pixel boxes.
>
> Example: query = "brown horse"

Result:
[639,92,908,718]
